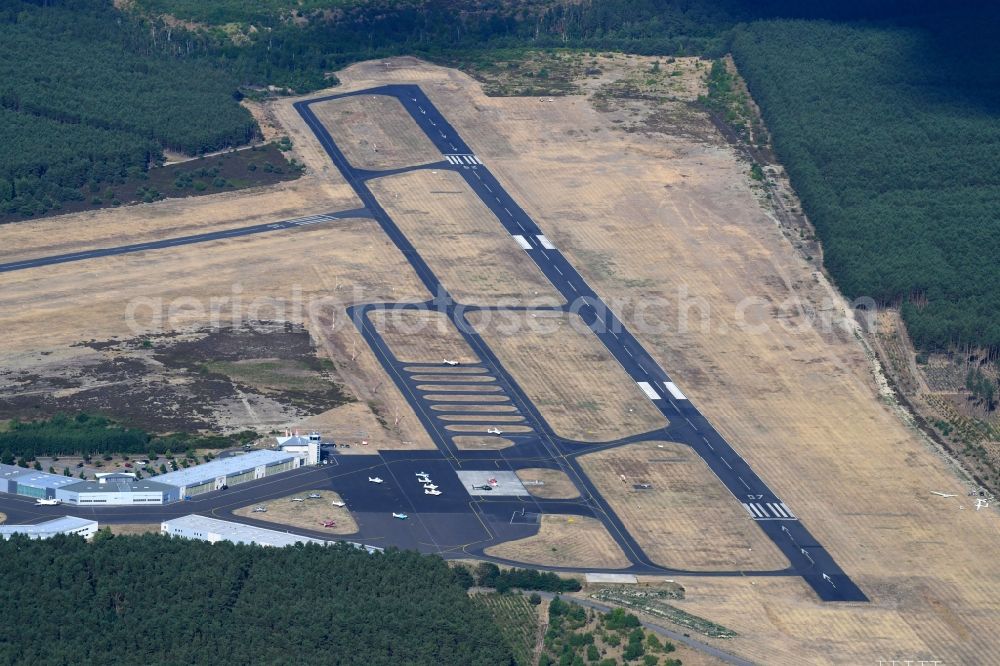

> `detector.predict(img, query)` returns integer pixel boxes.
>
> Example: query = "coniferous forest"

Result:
[731,16,1000,351]
[0,534,513,665]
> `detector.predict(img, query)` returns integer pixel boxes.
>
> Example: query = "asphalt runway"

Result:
[0,208,370,273]
[0,84,865,601]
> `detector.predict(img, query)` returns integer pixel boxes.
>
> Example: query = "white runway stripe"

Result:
[637,382,661,400]
[512,235,533,250]
[536,235,556,250]
[663,382,687,400]
[780,503,795,518]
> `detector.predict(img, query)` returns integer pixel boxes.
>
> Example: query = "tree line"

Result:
[731,15,1000,351]
[0,413,254,459]
[0,534,513,665]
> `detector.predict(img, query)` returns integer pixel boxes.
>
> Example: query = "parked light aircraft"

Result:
[443,359,459,366]
[290,497,306,502]
[35,498,61,506]
[486,427,503,435]
[321,520,337,528]
[425,489,442,496]
[252,506,267,513]
[473,484,494,491]
[931,491,957,497]
[423,483,438,490]
[369,477,384,484]
[392,512,408,520]
[331,500,346,508]
[307,493,322,499]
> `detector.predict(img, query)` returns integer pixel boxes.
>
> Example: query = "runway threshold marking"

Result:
[637,382,662,401]
[741,501,796,520]
[536,234,556,250]
[445,154,483,165]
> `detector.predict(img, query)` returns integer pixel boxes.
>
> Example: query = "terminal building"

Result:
[56,472,179,506]
[153,449,300,499]
[0,516,98,540]
[0,464,78,500]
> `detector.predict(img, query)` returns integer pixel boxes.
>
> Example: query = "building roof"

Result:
[61,477,175,495]
[163,515,326,548]
[0,516,97,536]
[0,464,78,490]
[153,450,294,489]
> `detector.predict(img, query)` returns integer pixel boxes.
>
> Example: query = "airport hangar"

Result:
[0,449,303,505]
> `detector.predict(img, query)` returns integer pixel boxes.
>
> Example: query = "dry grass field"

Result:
[302,57,1000,663]
[233,490,358,535]
[0,219,434,448]
[580,441,789,570]
[309,94,441,171]
[367,308,480,364]
[446,424,534,434]
[515,467,580,499]
[452,435,515,450]
[485,514,630,569]
[466,310,667,441]
[368,169,561,305]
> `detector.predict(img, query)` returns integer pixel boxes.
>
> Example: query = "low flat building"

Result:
[162,515,327,548]
[57,473,179,506]
[0,464,78,499]
[153,450,300,499]
[0,516,98,540]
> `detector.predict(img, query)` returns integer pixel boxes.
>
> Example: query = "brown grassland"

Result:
[466,310,668,442]
[580,441,789,570]
[309,94,441,170]
[514,467,581,499]
[367,169,561,305]
[451,435,515,450]
[485,514,630,569]
[367,308,480,364]
[233,490,358,535]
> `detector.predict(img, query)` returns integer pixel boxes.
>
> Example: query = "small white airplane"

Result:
[931,491,958,498]
[35,498,60,506]
[368,477,384,484]
[416,477,431,484]
[331,500,346,508]
[252,506,267,513]
[290,497,306,502]
[320,520,337,528]
[415,471,430,477]
[307,493,322,499]
[392,512,408,520]
[443,359,460,366]
[425,489,442,496]
[423,483,439,490]
[486,427,503,435]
